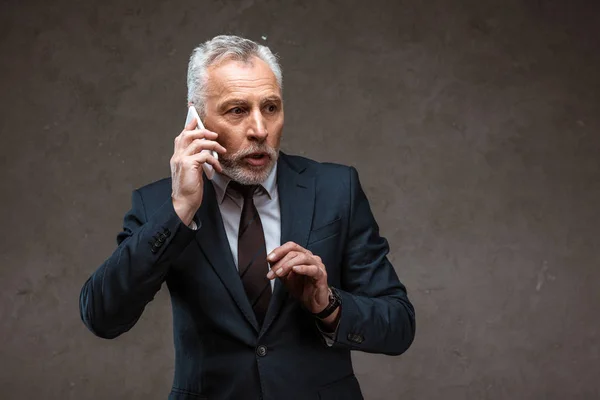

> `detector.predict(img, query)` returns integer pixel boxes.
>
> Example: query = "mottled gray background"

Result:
[1,0,599,399]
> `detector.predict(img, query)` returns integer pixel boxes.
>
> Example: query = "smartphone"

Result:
[184,106,217,180]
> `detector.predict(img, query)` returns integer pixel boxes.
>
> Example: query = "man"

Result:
[80,35,415,400]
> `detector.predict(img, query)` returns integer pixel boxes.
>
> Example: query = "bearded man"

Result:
[80,35,415,400]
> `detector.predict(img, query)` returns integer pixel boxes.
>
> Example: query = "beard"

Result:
[220,142,279,185]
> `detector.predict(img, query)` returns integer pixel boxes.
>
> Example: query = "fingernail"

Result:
[267,271,274,279]
[267,253,274,261]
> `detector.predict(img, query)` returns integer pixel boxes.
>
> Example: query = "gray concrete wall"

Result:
[1,0,599,398]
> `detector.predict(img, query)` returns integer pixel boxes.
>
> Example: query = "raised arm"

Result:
[79,117,226,339]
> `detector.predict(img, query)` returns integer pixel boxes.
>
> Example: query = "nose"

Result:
[246,109,268,141]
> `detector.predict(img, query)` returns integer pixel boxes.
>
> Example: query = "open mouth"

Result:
[244,152,270,166]
[248,153,267,159]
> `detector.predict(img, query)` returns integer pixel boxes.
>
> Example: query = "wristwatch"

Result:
[313,287,342,319]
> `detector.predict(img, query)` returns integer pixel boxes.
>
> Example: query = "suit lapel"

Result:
[260,154,315,336]
[194,177,259,332]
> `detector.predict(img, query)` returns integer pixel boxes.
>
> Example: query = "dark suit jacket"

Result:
[80,153,416,400]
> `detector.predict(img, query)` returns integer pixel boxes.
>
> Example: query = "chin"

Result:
[223,161,275,185]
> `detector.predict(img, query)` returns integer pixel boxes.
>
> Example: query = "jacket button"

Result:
[256,345,267,357]
[163,227,171,237]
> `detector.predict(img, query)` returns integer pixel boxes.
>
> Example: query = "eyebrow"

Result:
[261,96,282,105]
[218,96,282,112]
[217,99,248,112]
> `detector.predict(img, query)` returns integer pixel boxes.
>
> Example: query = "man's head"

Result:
[187,35,284,185]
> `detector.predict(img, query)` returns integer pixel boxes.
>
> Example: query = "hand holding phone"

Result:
[184,106,218,180]
[171,106,225,225]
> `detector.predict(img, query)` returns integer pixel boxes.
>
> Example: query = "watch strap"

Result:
[313,287,341,319]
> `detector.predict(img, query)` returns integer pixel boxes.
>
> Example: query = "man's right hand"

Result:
[170,119,227,226]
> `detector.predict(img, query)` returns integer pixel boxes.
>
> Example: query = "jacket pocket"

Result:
[169,387,207,400]
[318,374,363,400]
[308,218,341,245]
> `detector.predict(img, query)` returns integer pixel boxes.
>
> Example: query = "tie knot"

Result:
[229,181,259,200]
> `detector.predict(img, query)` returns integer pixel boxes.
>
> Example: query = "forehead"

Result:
[205,56,281,100]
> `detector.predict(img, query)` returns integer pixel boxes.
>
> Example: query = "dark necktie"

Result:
[229,181,272,326]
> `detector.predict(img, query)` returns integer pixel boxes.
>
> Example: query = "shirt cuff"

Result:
[315,318,340,347]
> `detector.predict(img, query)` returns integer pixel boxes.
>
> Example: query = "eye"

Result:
[265,104,278,113]
[229,107,244,115]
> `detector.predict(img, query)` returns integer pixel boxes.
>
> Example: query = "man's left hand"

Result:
[266,242,335,319]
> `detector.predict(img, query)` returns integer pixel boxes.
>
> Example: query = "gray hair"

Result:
[187,35,283,118]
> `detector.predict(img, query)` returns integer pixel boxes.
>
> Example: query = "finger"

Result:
[187,152,223,173]
[267,241,308,264]
[182,139,227,157]
[183,129,219,142]
[267,251,301,279]
[267,251,302,279]
[291,264,323,281]
[176,130,219,151]
[277,252,313,276]
[268,252,313,279]
[174,130,216,154]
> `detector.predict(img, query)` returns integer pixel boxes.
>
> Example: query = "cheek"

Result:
[268,121,284,146]
[222,139,242,155]
[217,130,243,152]
[269,135,281,149]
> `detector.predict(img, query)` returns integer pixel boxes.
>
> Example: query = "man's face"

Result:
[201,56,284,185]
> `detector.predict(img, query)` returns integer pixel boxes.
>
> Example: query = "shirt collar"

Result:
[212,162,278,205]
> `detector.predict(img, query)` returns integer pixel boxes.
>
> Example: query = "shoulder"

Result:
[280,153,359,198]
[133,177,173,211]
[136,176,172,195]
[280,152,354,180]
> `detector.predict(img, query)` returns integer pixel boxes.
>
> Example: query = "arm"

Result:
[80,115,226,339]
[79,191,196,339]
[332,166,416,355]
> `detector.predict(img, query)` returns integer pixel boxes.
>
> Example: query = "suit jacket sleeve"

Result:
[79,190,196,339]
[332,167,416,355]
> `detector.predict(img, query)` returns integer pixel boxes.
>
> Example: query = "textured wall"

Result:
[1,0,599,399]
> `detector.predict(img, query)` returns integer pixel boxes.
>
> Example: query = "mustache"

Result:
[223,143,278,161]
